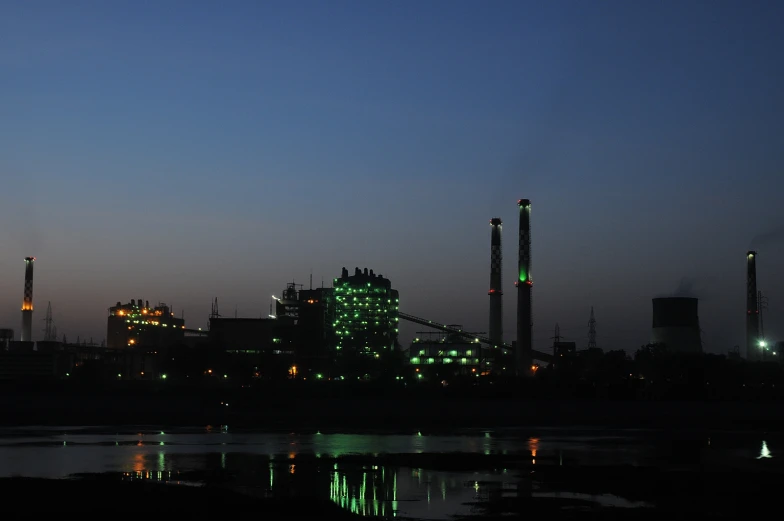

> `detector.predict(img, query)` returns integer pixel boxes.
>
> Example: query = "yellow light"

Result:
[129,339,136,345]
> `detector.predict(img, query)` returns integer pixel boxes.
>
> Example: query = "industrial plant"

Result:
[1,199,782,386]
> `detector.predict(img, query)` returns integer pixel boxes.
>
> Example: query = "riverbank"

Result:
[3,388,784,431]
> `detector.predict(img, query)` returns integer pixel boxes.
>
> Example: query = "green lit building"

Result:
[333,267,399,366]
[409,330,483,381]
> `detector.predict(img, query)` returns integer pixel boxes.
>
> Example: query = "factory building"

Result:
[275,283,336,361]
[333,267,399,361]
[408,330,482,381]
[207,316,298,380]
[204,282,337,379]
[107,299,185,349]
[651,297,702,354]
[209,317,296,355]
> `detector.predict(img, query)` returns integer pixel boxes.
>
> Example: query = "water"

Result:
[0,426,780,519]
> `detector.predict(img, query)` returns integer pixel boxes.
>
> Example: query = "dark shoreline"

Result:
[3,452,782,520]
[3,389,784,431]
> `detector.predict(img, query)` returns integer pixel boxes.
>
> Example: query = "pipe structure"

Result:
[516,199,532,375]
[21,256,35,342]
[488,218,503,346]
[746,251,760,360]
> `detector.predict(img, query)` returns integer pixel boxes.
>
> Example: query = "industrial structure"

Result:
[488,218,503,346]
[398,312,550,365]
[21,257,35,343]
[516,199,533,375]
[408,329,483,380]
[746,251,762,361]
[651,297,702,354]
[333,267,400,369]
[201,269,399,380]
[107,299,185,348]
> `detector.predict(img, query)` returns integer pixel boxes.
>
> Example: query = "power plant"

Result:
[21,257,35,343]
[488,218,503,347]
[516,199,533,375]
[3,199,779,383]
[651,297,702,353]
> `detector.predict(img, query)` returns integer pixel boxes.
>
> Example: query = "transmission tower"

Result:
[43,301,56,341]
[551,323,561,359]
[588,307,597,349]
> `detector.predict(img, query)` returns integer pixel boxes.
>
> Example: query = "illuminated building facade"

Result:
[408,330,482,380]
[107,299,185,348]
[333,267,399,362]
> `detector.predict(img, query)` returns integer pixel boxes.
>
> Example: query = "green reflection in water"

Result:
[329,466,398,517]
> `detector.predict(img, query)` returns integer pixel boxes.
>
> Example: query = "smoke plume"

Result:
[750,225,784,250]
[673,277,697,298]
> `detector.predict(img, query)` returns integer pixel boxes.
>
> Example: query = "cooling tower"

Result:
[651,297,702,354]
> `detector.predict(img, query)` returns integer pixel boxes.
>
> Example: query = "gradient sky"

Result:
[1,0,783,354]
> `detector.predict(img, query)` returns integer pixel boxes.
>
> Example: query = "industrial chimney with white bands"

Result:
[488,218,503,346]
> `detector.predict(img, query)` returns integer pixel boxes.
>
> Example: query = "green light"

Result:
[760,340,767,348]
[161,374,167,379]
[519,270,527,282]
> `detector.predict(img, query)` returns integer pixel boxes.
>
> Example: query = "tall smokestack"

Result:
[746,251,760,360]
[489,218,503,345]
[21,256,35,342]
[516,199,532,375]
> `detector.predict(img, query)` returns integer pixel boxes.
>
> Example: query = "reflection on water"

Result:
[108,459,653,519]
[0,427,780,519]
[329,464,399,517]
[758,440,772,459]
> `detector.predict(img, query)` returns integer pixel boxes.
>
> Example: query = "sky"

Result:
[1,0,783,354]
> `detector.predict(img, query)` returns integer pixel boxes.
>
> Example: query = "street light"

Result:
[759,340,767,349]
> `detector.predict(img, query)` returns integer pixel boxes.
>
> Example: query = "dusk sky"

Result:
[1,0,783,354]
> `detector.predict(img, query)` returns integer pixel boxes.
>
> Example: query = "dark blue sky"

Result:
[1,0,783,353]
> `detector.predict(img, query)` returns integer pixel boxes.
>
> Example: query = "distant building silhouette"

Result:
[107,299,184,349]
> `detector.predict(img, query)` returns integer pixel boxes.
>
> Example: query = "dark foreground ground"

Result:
[4,385,784,431]
[1,476,358,519]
